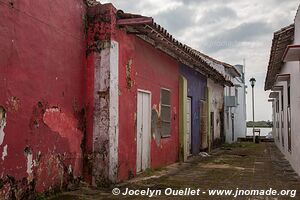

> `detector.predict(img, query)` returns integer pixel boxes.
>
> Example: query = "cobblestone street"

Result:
[48,142,300,200]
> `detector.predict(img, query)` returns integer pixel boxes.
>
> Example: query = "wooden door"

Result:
[136,91,151,173]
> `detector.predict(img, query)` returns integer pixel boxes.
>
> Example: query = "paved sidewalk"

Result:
[48,142,300,200]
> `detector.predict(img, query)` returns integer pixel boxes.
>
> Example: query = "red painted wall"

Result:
[85,3,118,185]
[116,29,180,181]
[0,0,86,197]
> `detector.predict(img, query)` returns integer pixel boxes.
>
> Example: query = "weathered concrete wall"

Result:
[180,64,207,155]
[116,27,180,181]
[86,3,119,186]
[207,79,224,147]
[86,2,179,184]
[0,0,87,198]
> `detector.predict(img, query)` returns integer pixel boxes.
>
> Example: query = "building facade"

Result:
[192,54,246,146]
[0,0,87,198]
[0,0,239,198]
[180,64,207,155]
[224,65,247,143]
[207,79,225,148]
[265,6,300,176]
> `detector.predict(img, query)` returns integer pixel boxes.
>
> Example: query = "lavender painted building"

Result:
[180,64,207,155]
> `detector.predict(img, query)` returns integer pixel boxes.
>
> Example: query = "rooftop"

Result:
[264,24,294,90]
[115,9,238,86]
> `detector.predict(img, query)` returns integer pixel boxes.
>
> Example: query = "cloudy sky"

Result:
[101,0,299,121]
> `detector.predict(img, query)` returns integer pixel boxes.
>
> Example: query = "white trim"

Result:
[137,89,151,94]
[109,40,119,182]
[160,87,171,92]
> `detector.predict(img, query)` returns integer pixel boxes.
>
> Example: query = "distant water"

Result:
[246,127,272,137]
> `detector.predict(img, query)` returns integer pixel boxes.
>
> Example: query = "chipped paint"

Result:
[125,59,133,89]
[26,152,33,175]
[151,108,160,145]
[116,15,180,180]
[43,108,82,176]
[6,96,20,112]
[109,40,119,182]
[91,40,119,185]
[1,145,7,161]
[43,108,83,154]
[0,107,7,146]
[92,46,110,186]
[0,0,87,197]
[68,165,73,174]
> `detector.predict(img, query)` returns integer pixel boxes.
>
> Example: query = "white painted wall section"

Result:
[109,40,119,182]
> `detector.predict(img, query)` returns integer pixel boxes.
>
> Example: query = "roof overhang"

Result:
[283,45,300,62]
[272,85,283,91]
[227,67,241,78]
[264,24,294,90]
[225,80,234,87]
[276,74,290,83]
[117,17,153,26]
[116,10,232,86]
[269,92,279,98]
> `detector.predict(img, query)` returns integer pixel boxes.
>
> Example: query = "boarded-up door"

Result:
[200,100,208,150]
[136,91,151,173]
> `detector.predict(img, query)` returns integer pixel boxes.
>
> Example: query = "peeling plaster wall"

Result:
[86,4,119,185]
[89,40,119,185]
[2,145,8,161]
[207,79,224,147]
[0,0,86,198]
[92,46,111,186]
[108,41,119,182]
[116,27,180,181]
[0,107,7,147]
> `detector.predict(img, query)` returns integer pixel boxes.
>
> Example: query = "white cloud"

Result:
[100,0,299,121]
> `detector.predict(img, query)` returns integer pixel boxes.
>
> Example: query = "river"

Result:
[246,127,272,137]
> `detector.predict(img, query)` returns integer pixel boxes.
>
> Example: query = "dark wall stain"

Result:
[125,59,133,89]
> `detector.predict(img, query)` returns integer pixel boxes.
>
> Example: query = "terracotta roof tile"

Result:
[264,24,294,90]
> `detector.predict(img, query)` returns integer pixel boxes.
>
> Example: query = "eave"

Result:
[264,24,294,90]
[116,11,233,86]
[283,45,300,62]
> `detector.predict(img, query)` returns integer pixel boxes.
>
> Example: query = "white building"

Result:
[194,52,247,146]
[207,78,225,149]
[265,6,300,175]
[224,64,247,143]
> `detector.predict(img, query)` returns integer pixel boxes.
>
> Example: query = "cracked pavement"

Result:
[48,142,300,200]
